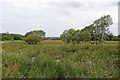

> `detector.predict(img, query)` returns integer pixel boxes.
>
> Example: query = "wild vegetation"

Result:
[0,33,24,41]
[24,30,45,38]
[60,15,114,45]
[24,35,41,44]
[2,40,119,78]
[1,15,120,78]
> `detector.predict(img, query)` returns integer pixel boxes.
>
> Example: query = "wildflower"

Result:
[16,53,19,57]
[56,59,60,65]
[89,61,92,70]
[31,57,35,63]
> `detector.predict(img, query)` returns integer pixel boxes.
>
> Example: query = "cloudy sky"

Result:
[0,0,119,37]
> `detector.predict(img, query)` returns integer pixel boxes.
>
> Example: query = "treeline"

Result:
[60,15,120,45]
[46,37,61,40]
[0,32,120,41]
[0,15,120,44]
[0,30,45,41]
[0,33,61,41]
[0,33,24,41]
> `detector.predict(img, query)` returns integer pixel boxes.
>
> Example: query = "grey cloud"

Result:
[47,2,82,8]
[0,0,118,36]
[61,2,82,8]
[49,1,117,8]
[47,1,118,12]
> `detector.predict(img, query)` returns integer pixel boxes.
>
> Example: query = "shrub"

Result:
[1,33,24,41]
[24,35,40,44]
[13,34,23,40]
[2,34,13,41]
[112,36,120,41]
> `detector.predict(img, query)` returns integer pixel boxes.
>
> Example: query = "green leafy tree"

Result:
[80,31,91,42]
[60,28,75,44]
[24,35,41,44]
[81,24,95,40]
[71,30,81,44]
[93,15,113,45]
[25,30,45,38]
[2,33,13,41]
[112,36,120,41]
[118,34,120,38]
[61,28,91,44]
[2,33,23,41]
[106,33,114,41]
[13,34,23,40]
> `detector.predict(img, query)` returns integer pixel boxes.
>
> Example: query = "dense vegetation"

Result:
[1,15,120,78]
[1,33,120,41]
[60,15,115,45]
[2,40,119,78]
[1,15,120,42]
[0,30,46,44]
[0,33,24,41]
[24,35,41,44]
[24,30,45,38]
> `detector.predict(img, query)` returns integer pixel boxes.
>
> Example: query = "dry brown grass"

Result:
[90,41,119,43]
[42,40,63,43]
[104,41,119,42]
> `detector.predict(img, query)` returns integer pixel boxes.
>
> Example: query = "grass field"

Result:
[1,40,120,78]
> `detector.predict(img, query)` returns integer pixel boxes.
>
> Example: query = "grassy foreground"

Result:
[1,40,119,78]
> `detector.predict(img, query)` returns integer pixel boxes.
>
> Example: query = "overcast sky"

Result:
[0,0,119,37]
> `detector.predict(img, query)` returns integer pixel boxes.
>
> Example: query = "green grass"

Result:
[1,40,119,78]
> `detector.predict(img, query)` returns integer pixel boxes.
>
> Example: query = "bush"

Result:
[24,35,40,44]
[1,33,24,41]
[2,34,13,41]
[13,34,23,40]
[112,36,120,41]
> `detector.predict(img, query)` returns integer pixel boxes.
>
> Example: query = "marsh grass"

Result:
[2,40,119,78]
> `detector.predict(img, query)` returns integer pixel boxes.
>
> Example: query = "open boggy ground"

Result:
[1,40,119,78]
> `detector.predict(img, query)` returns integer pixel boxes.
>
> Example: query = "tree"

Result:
[80,31,91,42]
[61,28,92,44]
[13,34,23,40]
[71,30,81,44]
[2,33,12,41]
[1,33,24,41]
[93,15,113,45]
[60,15,113,45]
[60,28,75,44]
[51,37,60,40]
[81,24,95,40]
[112,36,120,41]
[24,34,41,44]
[118,34,120,38]
[106,33,114,41]
[25,30,45,38]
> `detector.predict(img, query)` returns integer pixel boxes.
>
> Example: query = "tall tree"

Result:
[73,30,81,44]
[70,29,81,44]
[81,24,95,40]
[60,28,75,44]
[80,31,91,42]
[93,15,113,45]
[25,30,45,38]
